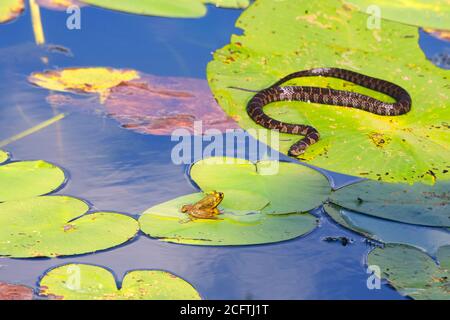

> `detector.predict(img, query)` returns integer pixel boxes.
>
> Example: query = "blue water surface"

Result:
[0,3,448,299]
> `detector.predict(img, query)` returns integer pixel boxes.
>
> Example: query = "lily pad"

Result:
[39,71,239,134]
[329,180,450,227]
[139,192,318,246]
[0,196,139,258]
[424,28,450,41]
[345,0,450,30]
[0,0,24,24]
[39,263,201,300]
[0,150,9,164]
[0,160,66,202]
[0,282,33,300]
[28,67,140,102]
[190,157,331,214]
[36,0,85,11]
[324,203,450,255]
[79,0,249,18]
[368,244,450,299]
[207,0,450,183]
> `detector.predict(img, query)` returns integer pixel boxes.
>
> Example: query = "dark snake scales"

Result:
[246,68,412,156]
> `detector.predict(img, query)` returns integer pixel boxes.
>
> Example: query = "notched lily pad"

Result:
[79,0,249,19]
[36,0,84,10]
[207,0,450,183]
[0,160,66,202]
[139,192,318,246]
[0,282,33,300]
[368,244,450,299]
[39,263,201,300]
[190,157,331,214]
[0,196,139,258]
[0,0,24,24]
[330,180,450,227]
[324,203,450,255]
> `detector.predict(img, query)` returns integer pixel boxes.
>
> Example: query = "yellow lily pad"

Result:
[28,67,140,102]
[0,0,24,24]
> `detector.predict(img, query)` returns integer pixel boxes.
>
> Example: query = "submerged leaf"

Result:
[39,264,201,300]
[324,203,450,255]
[79,0,249,18]
[368,244,450,300]
[345,0,450,30]
[0,196,139,258]
[329,180,450,227]
[0,160,66,202]
[0,282,33,300]
[207,0,450,183]
[0,0,24,24]
[190,157,331,214]
[139,192,317,246]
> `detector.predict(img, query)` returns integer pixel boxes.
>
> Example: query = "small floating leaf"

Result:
[39,264,201,300]
[330,180,450,227]
[345,0,450,30]
[0,0,24,24]
[324,203,450,255]
[79,0,249,19]
[0,160,66,202]
[28,67,140,102]
[0,196,139,258]
[190,157,330,214]
[0,282,33,300]
[36,0,84,11]
[368,244,450,300]
[139,192,317,246]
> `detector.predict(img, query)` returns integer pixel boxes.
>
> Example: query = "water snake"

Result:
[245,68,412,156]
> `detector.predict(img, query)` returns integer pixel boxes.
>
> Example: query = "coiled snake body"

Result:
[246,68,412,156]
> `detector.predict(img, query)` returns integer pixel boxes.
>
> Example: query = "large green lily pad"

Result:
[139,192,318,246]
[0,161,66,202]
[329,180,450,227]
[345,0,450,30]
[189,157,330,214]
[39,264,201,300]
[0,0,24,24]
[0,150,9,164]
[80,0,249,18]
[324,203,450,255]
[0,196,139,258]
[368,244,450,299]
[207,0,450,184]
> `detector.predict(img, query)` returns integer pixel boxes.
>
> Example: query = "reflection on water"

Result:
[0,3,448,299]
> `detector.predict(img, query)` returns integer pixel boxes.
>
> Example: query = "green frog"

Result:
[181,191,224,220]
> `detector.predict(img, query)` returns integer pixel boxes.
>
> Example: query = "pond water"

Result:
[0,4,448,299]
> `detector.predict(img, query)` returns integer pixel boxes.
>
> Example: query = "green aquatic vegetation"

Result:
[345,0,450,30]
[329,180,450,227]
[139,157,327,245]
[39,264,201,300]
[207,0,450,184]
[0,160,66,202]
[368,244,450,300]
[324,203,450,255]
[139,192,317,246]
[0,150,9,164]
[80,0,249,18]
[0,196,139,258]
[189,157,331,215]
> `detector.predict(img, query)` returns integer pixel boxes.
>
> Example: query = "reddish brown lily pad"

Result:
[45,71,240,135]
[0,282,33,300]
[36,0,85,11]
